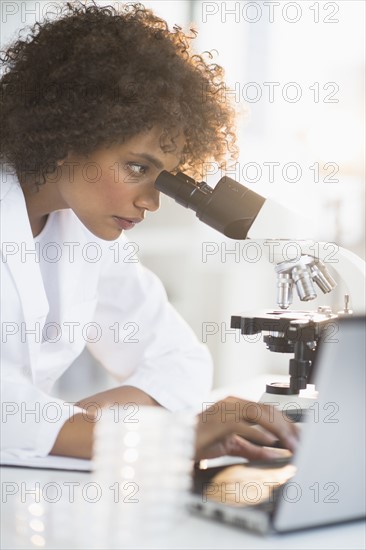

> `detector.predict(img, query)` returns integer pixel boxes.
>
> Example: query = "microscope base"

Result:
[259,385,318,421]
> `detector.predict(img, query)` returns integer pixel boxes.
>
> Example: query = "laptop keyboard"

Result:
[193,456,294,512]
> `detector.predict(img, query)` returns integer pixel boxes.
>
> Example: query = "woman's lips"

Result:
[112,216,141,230]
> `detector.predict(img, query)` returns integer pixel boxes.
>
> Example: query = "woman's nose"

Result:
[135,187,160,212]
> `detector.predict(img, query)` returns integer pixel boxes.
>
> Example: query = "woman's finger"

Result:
[216,397,300,453]
[235,422,284,448]
[223,434,292,461]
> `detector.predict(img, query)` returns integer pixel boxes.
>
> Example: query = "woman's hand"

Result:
[195,396,300,461]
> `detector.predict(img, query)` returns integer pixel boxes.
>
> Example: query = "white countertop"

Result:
[1,463,365,549]
[1,375,365,549]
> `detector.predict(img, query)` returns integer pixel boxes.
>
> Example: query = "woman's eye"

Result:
[126,162,147,175]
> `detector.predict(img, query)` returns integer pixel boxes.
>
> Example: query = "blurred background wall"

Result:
[1,1,364,401]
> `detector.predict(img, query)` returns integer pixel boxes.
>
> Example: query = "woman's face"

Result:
[54,126,185,240]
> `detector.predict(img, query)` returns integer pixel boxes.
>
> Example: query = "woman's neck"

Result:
[19,176,67,237]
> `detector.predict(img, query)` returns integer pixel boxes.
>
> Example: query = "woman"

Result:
[0,2,298,461]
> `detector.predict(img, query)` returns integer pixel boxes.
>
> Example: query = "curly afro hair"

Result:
[0,1,238,187]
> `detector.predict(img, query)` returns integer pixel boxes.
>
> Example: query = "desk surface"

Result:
[1,375,365,549]
[1,465,365,550]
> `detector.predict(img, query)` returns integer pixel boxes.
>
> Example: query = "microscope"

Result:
[155,171,366,412]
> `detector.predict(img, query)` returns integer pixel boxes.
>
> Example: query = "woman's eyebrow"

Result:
[128,151,181,172]
[128,152,164,170]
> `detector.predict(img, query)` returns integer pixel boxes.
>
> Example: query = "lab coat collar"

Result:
[0,166,49,365]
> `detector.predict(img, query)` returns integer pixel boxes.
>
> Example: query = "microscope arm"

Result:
[154,172,365,313]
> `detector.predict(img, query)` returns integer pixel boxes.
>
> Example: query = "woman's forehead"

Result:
[121,127,185,165]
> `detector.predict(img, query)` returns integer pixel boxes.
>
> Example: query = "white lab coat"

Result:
[0,165,213,458]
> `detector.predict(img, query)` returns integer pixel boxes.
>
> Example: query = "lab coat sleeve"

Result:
[86,238,213,412]
[0,375,85,458]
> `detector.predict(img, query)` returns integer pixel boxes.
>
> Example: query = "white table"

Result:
[1,375,365,549]
[1,463,365,549]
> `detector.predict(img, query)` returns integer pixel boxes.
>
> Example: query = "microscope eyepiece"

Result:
[154,171,210,212]
[154,170,266,240]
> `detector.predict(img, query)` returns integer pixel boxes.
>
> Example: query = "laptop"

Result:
[189,316,366,534]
